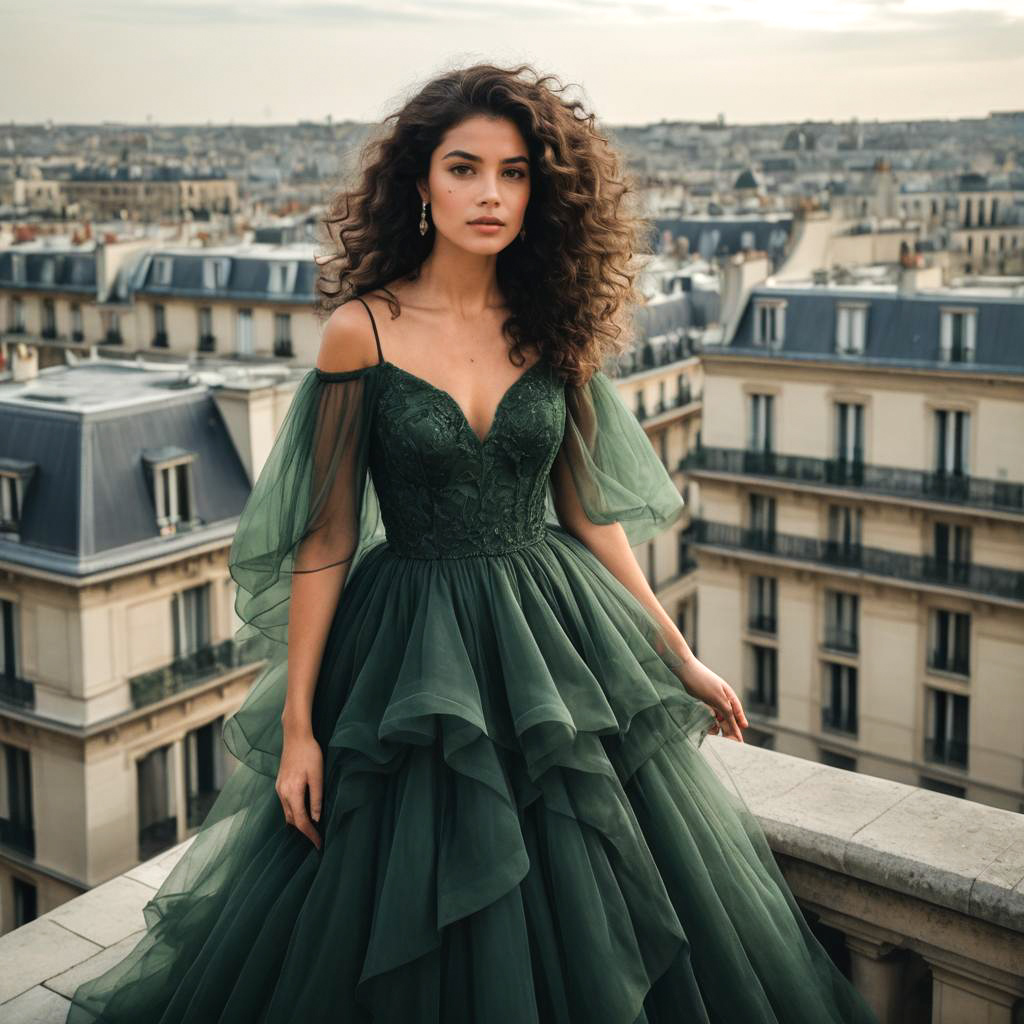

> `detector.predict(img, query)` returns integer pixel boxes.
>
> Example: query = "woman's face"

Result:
[418,114,531,255]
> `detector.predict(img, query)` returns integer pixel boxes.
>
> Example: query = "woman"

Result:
[67,63,879,1023]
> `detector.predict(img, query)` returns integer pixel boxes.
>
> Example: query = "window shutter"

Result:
[939,312,952,361]
[836,307,849,352]
[964,312,976,362]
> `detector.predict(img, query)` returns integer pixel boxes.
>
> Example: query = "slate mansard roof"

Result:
[0,249,98,293]
[728,285,1024,376]
[0,363,255,577]
[651,216,793,261]
[130,248,318,305]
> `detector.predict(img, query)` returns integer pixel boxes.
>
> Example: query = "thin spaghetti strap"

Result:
[352,295,384,365]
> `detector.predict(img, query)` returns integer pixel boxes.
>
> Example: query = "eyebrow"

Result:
[441,149,529,166]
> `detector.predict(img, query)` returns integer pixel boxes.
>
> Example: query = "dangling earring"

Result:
[419,200,429,236]
[519,226,527,242]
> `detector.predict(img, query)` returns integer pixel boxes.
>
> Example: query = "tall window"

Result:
[71,302,83,339]
[748,644,777,714]
[171,582,211,658]
[101,310,121,343]
[198,306,214,350]
[137,744,177,860]
[41,298,56,336]
[267,262,297,295]
[0,474,23,533]
[925,688,968,769]
[13,876,37,927]
[749,575,777,634]
[940,309,976,363]
[825,590,858,653]
[185,716,232,828]
[747,393,773,452]
[822,662,857,735]
[934,409,970,475]
[748,493,776,546]
[753,300,785,346]
[836,304,867,354]
[202,257,230,290]
[153,256,174,286]
[10,297,24,331]
[932,521,971,585]
[834,401,864,483]
[236,308,253,355]
[826,504,862,563]
[677,596,698,660]
[274,312,292,356]
[153,459,195,533]
[153,304,167,346]
[1,597,18,679]
[928,608,970,677]
[0,741,35,858]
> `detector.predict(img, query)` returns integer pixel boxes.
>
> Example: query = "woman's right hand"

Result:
[276,728,323,851]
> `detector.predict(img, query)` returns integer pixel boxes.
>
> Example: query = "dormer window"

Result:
[142,448,200,536]
[836,302,867,355]
[267,261,298,295]
[753,299,785,347]
[940,308,976,364]
[39,258,55,285]
[10,254,25,284]
[153,256,174,287]
[0,459,36,537]
[201,257,230,291]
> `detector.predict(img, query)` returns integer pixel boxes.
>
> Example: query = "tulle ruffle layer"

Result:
[66,527,877,1024]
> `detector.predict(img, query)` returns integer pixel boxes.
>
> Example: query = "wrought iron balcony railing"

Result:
[823,626,859,654]
[128,637,264,710]
[684,519,1024,604]
[0,673,35,710]
[744,687,777,717]
[0,817,35,857]
[748,613,777,634]
[681,445,1023,515]
[923,736,968,770]
[821,705,858,735]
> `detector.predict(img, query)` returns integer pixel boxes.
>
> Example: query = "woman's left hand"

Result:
[675,657,749,741]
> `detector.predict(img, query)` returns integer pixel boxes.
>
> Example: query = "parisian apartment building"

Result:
[0,350,318,936]
[683,266,1024,812]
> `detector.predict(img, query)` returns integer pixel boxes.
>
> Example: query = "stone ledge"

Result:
[700,737,1024,936]
[0,739,1021,1022]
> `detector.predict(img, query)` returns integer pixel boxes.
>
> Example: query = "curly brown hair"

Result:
[313,62,651,388]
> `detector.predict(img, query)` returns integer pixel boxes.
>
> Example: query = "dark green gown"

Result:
[66,298,879,1024]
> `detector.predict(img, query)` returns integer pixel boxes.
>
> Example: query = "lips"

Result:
[469,218,504,225]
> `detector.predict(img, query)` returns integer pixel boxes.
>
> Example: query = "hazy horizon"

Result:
[2,0,1022,126]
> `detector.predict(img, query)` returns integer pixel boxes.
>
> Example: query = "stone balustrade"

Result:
[0,739,1021,1023]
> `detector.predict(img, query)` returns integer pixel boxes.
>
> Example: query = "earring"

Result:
[519,226,527,241]
[419,200,429,236]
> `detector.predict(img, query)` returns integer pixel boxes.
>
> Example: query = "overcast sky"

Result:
[2,0,1022,125]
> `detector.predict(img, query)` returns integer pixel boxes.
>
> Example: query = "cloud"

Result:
[11,0,1023,29]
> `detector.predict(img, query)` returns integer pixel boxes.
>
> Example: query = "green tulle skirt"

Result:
[66,526,878,1024]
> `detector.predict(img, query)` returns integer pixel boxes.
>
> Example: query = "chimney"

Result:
[12,342,40,383]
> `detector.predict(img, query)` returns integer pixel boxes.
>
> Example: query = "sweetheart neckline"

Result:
[381,358,546,448]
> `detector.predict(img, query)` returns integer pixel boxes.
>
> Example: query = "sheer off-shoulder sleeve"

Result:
[223,366,385,776]
[547,368,685,546]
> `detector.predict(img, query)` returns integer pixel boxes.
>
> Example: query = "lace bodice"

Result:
[369,359,565,559]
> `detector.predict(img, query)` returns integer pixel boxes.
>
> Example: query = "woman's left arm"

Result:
[550,447,748,741]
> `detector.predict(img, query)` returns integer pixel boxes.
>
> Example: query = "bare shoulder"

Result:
[315,299,381,373]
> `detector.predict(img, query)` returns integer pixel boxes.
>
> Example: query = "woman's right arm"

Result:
[276,304,379,848]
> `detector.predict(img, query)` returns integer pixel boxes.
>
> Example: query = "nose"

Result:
[477,172,502,204]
